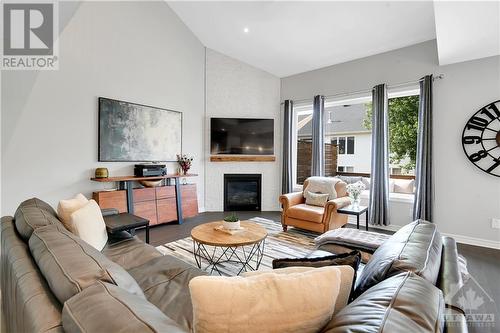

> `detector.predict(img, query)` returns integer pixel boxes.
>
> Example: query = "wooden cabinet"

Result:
[93,184,198,226]
[93,191,127,213]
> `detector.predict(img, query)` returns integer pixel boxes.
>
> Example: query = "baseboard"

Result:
[345,219,500,250]
[440,232,500,250]
[198,207,206,213]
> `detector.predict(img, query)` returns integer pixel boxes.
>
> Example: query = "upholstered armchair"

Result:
[279,177,351,233]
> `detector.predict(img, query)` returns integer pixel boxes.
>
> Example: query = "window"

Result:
[387,93,419,176]
[347,136,355,154]
[331,136,354,155]
[324,97,372,175]
[338,166,354,172]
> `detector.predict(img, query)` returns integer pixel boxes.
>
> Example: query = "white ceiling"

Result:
[168,1,500,78]
[434,1,500,66]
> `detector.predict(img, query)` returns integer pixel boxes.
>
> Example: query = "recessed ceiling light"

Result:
[243,27,249,33]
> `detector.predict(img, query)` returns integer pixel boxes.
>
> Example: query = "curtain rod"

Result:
[283,74,444,105]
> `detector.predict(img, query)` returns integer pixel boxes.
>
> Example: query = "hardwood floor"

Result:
[136,211,500,332]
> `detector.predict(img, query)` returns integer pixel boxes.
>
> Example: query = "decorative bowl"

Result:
[223,220,241,230]
[139,180,162,187]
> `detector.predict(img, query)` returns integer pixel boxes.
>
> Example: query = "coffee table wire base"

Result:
[193,239,266,276]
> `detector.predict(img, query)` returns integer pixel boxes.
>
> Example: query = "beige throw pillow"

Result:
[70,200,108,251]
[393,179,415,194]
[189,266,341,333]
[57,193,89,232]
[305,191,330,207]
[241,266,354,315]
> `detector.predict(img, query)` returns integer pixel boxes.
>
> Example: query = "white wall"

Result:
[1,1,206,215]
[282,40,500,248]
[205,49,281,211]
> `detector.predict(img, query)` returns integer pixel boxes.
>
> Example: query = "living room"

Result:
[1,1,499,333]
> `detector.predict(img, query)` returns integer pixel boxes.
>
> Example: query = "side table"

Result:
[337,205,369,231]
[103,213,150,244]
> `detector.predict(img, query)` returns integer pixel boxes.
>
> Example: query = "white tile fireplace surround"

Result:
[205,166,280,212]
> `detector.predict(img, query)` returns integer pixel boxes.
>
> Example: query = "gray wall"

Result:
[282,40,500,247]
[205,49,281,211]
[1,1,206,214]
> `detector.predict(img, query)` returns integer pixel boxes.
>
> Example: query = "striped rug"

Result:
[155,217,320,276]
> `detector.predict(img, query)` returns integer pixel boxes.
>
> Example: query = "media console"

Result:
[91,174,198,225]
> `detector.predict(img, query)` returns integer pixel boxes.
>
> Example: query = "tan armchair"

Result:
[279,178,351,233]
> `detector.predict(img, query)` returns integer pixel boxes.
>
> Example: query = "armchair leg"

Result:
[282,225,288,232]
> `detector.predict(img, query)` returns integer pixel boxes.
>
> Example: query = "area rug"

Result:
[155,217,319,276]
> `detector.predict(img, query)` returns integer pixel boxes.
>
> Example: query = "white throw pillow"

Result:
[304,191,330,207]
[57,193,89,232]
[393,179,415,194]
[69,200,108,251]
[189,266,341,333]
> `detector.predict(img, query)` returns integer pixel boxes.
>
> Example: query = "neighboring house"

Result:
[298,103,414,175]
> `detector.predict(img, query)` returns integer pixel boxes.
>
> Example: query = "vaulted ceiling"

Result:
[168,1,500,78]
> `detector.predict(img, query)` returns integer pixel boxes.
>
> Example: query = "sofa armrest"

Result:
[101,208,119,217]
[279,192,304,211]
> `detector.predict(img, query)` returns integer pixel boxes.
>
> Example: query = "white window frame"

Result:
[290,87,419,191]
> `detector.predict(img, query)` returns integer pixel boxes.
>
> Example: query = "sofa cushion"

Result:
[18,197,58,216]
[62,281,186,333]
[14,203,63,242]
[287,204,324,223]
[128,255,206,331]
[102,236,162,270]
[29,225,144,304]
[354,219,442,297]
[321,272,444,333]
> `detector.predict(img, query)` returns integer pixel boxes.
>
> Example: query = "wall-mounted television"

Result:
[210,118,274,155]
[98,97,182,162]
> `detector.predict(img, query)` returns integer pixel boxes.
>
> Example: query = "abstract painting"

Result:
[98,97,182,161]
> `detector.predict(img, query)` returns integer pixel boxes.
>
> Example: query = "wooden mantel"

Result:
[210,155,276,162]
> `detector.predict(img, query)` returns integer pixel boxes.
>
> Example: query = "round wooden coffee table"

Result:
[191,221,267,275]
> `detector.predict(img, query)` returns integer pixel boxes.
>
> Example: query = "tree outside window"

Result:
[363,95,418,174]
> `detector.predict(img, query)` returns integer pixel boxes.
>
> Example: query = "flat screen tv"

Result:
[210,118,274,155]
[98,97,182,162]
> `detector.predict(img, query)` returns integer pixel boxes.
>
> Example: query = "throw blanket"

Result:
[314,228,391,252]
[304,177,341,200]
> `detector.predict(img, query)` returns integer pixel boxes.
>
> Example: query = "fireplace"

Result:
[224,174,262,211]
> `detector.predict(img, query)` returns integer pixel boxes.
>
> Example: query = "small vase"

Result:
[351,197,360,207]
[223,220,240,230]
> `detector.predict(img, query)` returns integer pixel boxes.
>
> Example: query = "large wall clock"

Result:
[462,100,500,177]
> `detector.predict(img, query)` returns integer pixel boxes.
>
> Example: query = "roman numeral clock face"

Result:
[462,100,500,177]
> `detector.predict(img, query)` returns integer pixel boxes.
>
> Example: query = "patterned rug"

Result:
[156,217,319,276]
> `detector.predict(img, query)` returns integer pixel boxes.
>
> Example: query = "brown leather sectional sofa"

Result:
[2,198,468,332]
